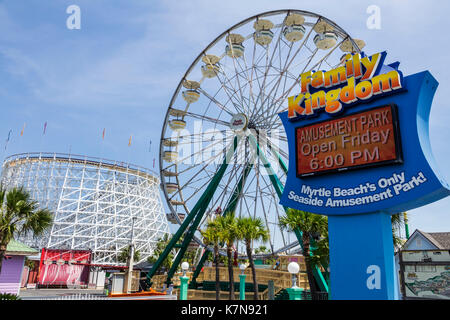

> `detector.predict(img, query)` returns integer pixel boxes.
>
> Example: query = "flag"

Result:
[4,129,12,150]
[128,135,132,146]
[102,128,106,140]
[6,130,12,142]
[43,122,47,135]
[153,158,155,168]
[149,140,152,152]
[20,123,26,136]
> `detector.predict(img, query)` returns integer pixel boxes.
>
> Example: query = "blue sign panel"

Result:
[279,65,450,216]
[279,51,449,300]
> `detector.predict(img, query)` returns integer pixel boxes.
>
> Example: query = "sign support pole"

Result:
[327,211,399,300]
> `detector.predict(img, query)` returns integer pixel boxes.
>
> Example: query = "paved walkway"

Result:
[19,288,177,300]
[20,288,105,299]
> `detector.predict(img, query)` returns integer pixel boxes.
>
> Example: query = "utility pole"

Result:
[403,212,410,239]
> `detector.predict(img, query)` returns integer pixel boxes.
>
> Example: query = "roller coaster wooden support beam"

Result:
[146,136,241,286]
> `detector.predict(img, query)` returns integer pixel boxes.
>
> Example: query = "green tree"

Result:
[215,213,239,300]
[181,245,199,274]
[280,210,408,298]
[0,186,52,273]
[254,245,268,255]
[391,213,406,249]
[201,218,222,300]
[309,233,330,283]
[0,293,21,300]
[236,216,269,300]
[117,245,141,264]
[147,234,174,273]
[279,209,328,298]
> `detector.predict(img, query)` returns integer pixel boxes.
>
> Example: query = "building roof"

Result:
[6,239,39,256]
[421,231,450,249]
[403,230,450,250]
[134,260,153,271]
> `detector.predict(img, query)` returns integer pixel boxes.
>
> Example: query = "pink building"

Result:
[0,240,38,295]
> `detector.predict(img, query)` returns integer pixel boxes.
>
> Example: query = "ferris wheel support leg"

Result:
[248,133,284,198]
[146,136,241,286]
[190,162,254,285]
[223,163,254,216]
[266,138,288,175]
[266,134,330,281]
[190,249,212,288]
[267,136,330,278]
[248,133,329,293]
[165,200,210,285]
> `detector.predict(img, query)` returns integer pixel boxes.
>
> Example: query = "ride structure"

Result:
[1,152,171,264]
[148,9,366,292]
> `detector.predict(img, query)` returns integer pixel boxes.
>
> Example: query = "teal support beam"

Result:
[264,135,330,281]
[224,163,253,215]
[190,162,253,284]
[248,132,329,293]
[190,249,211,287]
[266,138,288,175]
[146,136,241,285]
[248,134,284,198]
[166,200,210,284]
[294,229,329,293]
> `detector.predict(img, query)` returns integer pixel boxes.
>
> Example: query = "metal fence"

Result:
[301,291,329,300]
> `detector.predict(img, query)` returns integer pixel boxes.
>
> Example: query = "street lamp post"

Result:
[180,261,189,300]
[286,262,303,300]
[239,264,247,300]
[125,216,137,294]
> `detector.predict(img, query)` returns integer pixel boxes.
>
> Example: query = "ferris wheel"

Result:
[154,9,365,283]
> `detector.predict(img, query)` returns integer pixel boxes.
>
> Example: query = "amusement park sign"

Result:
[280,51,450,216]
[279,50,450,300]
[287,52,402,118]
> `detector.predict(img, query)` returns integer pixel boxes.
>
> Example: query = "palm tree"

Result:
[391,213,406,249]
[279,208,328,298]
[279,210,406,298]
[147,234,174,272]
[215,213,239,300]
[117,246,141,264]
[201,218,222,300]
[0,186,52,273]
[236,216,269,300]
[309,233,330,283]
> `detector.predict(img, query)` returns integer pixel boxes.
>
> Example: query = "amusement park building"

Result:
[0,152,171,265]
[396,230,450,300]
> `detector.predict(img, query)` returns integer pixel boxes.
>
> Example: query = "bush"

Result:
[0,293,21,300]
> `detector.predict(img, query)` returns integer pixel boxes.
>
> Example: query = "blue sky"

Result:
[0,0,449,234]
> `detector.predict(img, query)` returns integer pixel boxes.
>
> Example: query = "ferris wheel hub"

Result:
[229,113,249,131]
